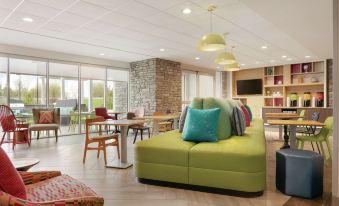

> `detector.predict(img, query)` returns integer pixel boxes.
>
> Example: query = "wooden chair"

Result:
[83,117,120,165]
[29,108,60,142]
[297,116,333,160]
[127,112,150,144]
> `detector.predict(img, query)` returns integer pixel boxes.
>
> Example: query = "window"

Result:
[0,57,7,105]
[198,74,214,97]
[49,62,79,135]
[9,58,47,114]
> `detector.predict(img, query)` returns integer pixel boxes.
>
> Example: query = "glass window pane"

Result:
[0,57,7,105]
[49,62,79,135]
[107,69,128,113]
[199,75,214,97]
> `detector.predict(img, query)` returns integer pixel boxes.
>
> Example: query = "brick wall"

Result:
[130,58,181,115]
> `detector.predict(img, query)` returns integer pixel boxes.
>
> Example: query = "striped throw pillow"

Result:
[179,106,188,133]
[232,107,246,136]
[39,111,54,124]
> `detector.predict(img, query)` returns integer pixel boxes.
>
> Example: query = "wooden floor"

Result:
[2,128,332,206]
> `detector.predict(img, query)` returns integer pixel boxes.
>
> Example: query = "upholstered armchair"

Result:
[0,171,104,206]
[29,108,60,142]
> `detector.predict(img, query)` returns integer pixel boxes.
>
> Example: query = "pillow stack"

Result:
[232,107,246,136]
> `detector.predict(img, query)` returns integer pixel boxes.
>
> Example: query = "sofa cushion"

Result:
[29,124,59,131]
[182,108,220,142]
[189,119,265,173]
[0,147,27,200]
[178,106,188,133]
[135,130,196,166]
[26,175,97,202]
[191,98,234,140]
[232,107,246,136]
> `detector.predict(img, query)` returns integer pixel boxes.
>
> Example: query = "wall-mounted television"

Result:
[236,79,263,95]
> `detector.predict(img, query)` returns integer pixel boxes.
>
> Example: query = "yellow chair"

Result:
[296,116,333,160]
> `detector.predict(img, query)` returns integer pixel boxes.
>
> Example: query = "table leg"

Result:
[279,125,283,140]
[281,125,290,149]
[289,125,297,149]
[106,126,132,169]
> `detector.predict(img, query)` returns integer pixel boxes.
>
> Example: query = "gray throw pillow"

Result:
[179,106,188,133]
[232,107,246,136]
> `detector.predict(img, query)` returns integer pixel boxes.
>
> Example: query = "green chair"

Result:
[296,116,333,160]
[68,111,79,132]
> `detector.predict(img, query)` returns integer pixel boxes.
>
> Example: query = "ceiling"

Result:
[0,0,333,70]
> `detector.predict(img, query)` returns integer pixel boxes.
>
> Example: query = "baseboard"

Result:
[137,178,264,198]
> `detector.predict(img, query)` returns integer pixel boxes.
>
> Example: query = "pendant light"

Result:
[197,5,226,52]
[215,44,237,65]
[224,62,240,71]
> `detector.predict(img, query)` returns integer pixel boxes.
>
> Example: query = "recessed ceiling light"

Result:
[281,55,287,58]
[99,53,105,56]
[241,63,246,66]
[287,58,292,61]
[22,17,34,22]
[261,45,268,49]
[159,48,165,52]
[195,57,200,60]
[182,8,192,14]
[305,55,311,58]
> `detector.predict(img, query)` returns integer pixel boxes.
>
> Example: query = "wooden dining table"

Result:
[267,119,325,149]
[265,113,302,140]
[135,114,180,135]
[89,119,146,169]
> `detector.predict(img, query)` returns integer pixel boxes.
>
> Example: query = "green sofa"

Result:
[134,98,266,193]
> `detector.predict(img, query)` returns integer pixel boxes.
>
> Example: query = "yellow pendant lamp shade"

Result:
[215,51,236,65]
[224,63,240,71]
[197,33,226,52]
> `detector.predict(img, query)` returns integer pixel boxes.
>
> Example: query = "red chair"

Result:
[0,105,30,150]
[94,107,116,120]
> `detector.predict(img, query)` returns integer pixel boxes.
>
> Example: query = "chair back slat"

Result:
[0,105,17,132]
[85,117,105,140]
[316,116,333,140]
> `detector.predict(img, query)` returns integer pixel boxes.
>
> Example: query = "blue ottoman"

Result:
[276,149,323,199]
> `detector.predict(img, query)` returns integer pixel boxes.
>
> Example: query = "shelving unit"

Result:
[262,60,326,108]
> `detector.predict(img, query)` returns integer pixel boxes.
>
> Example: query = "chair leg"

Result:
[12,132,16,150]
[103,142,107,165]
[83,144,88,164]
[37,131,40,140]
[97,142,101,158]
[311,142,315,151]
[319,142,326,160]
[148,128,150,138]
[133,130,138,144]
[141,130,143,141]
[1,132,6,145]
[325,139,333,160]
[55,129,58,142]
[316,142,321,153]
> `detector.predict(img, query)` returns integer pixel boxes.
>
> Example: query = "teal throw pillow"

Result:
[244,104,253,121]
[182,107,220,142]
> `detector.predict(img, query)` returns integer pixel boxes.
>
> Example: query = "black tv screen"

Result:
[237,79,263,95]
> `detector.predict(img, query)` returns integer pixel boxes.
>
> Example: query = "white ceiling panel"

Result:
[67,1,110,19]
[0,0,332,69]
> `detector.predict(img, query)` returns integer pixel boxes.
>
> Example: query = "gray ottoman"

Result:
[276,149,323,199]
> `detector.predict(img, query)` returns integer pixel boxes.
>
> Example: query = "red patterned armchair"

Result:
[0,146,103,206]
[0,171,104,206]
